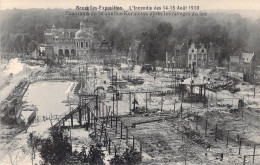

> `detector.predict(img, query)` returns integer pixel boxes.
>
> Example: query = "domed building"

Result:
[43,18,111,60]
[74,21,94,57]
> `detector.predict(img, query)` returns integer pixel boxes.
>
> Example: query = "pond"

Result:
[23,81,74,117]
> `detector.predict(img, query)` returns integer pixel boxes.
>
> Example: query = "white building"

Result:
[187,43,198,69]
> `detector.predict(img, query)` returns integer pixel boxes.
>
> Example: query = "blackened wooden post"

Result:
[115,147,117,156]
[108,138,111,155]
[113,94,115,116]
[126,127,128,145]
[133,94,136,112]
[174,100,176,113]
[84,108,86,121]
[96,95,98,118]
[71,115,73,128]
[102,103,104,119]
[106,107,108,127]
[243,155,246,165]
[120,122,123,139]
[79,107,82,127]
[87,108,90,126]
[100,123,104,140]
[133,137,135,150]
[94,118,97,136]
[104,129,107,147]
[129,92,131,113]
[205,119,208,136]
[112,68,114,85]
[180,103,183,118]
[140,141,142,159]
[116,94,119,116]
[115,116,118,134]
[196,114,198,130]
[111,113,113,127]
[91,114,93,129]
[253,145,256,163]
[86,121,89,131]
[204,84,206,98]
[215,124,218,142]
[226,130,229,148]
[146,92,148,112]
[239,138,242,155]
[161,94,163,112]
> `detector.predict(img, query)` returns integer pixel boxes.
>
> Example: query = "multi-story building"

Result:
[229,55,240,72]
[207,42,221,67]
[174,42,189,68]
[197,44,207,68]
[174,42,208,69]
[128,40,145,64]
[43,19,111,60]
[187,43,198,69]
[187,43,208,69]
[241,52,254,73]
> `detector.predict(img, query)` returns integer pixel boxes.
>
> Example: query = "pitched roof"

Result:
[242,52,254,63]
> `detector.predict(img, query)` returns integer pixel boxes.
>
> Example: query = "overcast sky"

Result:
[0,0,260,10]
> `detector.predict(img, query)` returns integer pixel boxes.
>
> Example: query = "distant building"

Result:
[255,65,260,82]
[128,40,145,64]
[207,42,221,67]
[229,55,241,72]
[165,51,175,68]
[187,43,198,69]
[197,44,207,68]
[241,52,254,73]
[187,43,208,69]
[229,52,254,73]
[174,42,189,68]
[45,45,55,59]
[43,18,111,60]
[174,42,209,69]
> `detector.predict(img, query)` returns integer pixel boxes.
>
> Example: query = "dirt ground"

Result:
[1,60,260,164]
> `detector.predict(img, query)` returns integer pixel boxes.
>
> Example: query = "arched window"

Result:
[76,42,79,48]
[86,42,88,48]
[81,42,84,48]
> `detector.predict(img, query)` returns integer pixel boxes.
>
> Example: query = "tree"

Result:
[110,148,141,165]
[87,144,105,165]
[38,128,72,164]
[140,22,173,63]
[110,155,125,165]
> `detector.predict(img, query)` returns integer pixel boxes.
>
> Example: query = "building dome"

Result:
[75,29,89,39]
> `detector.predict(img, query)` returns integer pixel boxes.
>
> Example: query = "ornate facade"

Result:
[43,19,110,59]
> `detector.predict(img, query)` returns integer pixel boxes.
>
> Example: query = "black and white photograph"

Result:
[0,0,260,164]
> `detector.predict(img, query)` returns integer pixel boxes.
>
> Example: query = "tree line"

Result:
[1,9,260,64]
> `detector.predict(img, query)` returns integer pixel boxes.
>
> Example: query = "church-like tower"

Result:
[75,18,94,58]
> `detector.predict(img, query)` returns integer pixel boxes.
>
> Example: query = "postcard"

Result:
[0,0,260,164]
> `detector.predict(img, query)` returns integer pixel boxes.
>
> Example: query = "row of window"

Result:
[52,38,74,42]
[189,55,207,60]
[191,49,205,53]
[76,41,89,49]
